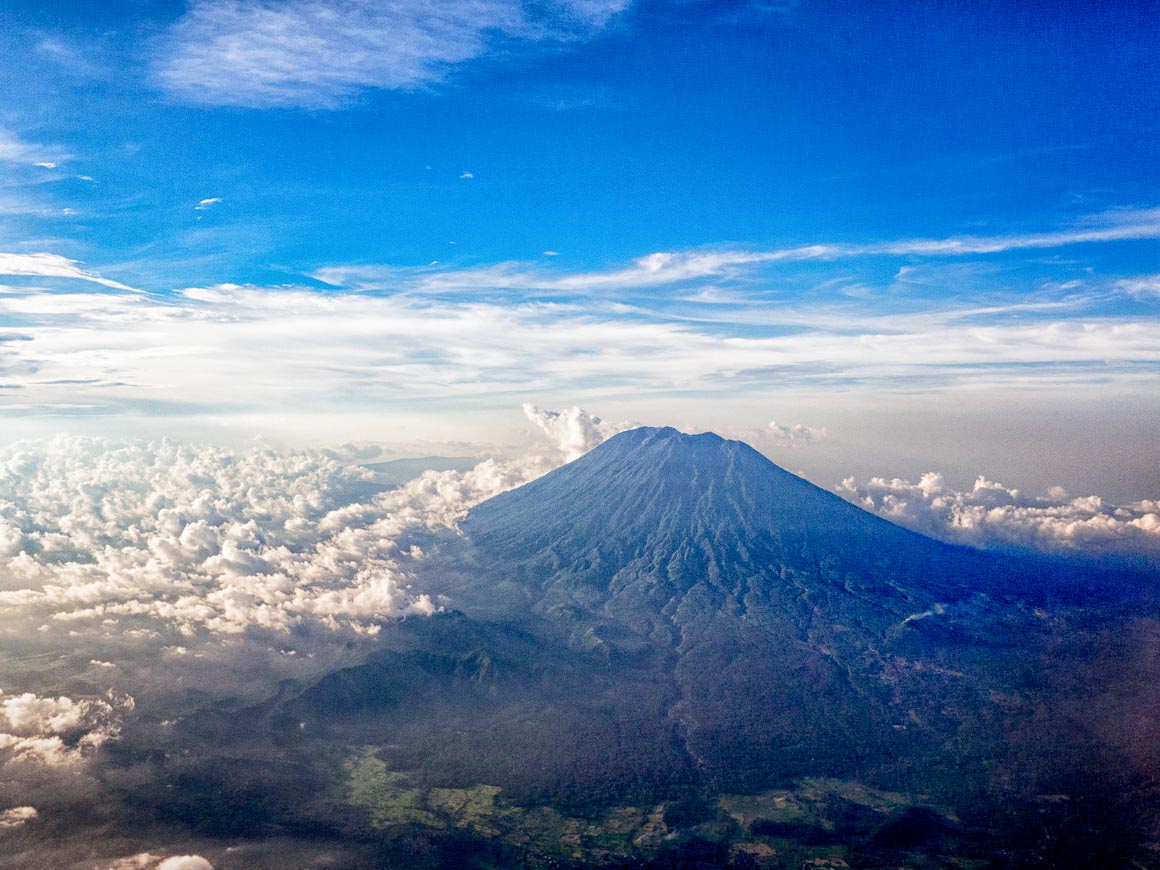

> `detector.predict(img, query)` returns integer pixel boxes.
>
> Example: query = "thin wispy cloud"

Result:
[0,128,68,167]
[312,248,830,294]
[0,253,137,292]
[0,279,1156,426]
[193,197,222,211]
[1117,276,1160,298]
[154,0,631,109]
[861,208,1160,256]
[314,209,1160,296]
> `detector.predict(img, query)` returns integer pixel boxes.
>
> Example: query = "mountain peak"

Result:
[462,426,971,623]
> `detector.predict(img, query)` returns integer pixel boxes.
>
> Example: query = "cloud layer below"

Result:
[839,472,1160,562]
[0,412,627,638]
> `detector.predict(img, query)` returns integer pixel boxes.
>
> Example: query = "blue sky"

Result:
[0,0,1158,495]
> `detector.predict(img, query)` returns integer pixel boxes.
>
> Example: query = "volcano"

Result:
[461,426,998,624]
[182,427,1158,867]
[452,427,1052,790]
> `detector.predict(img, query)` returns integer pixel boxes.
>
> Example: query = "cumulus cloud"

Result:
[0,806,37,828]
[0,690,132,768]
[838,472,1160,560]
[0,439,429,635]
[0,416,604,636]
[0,252,137,292]
[522,403,636,461]
[154,0,630,109]
[105,855,216,870]
[193,198,222,211]
[106,856,164,870]
[157,857,214,870]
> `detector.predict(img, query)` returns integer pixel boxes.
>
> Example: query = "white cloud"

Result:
[33,161,57,169]
[154,0,630,109]
[105,855,165,870]
[0,252,137,292]
[2,693,87,735]
[838,472,1160,559]
[1,277,1157,426]
[1117,275,1160,298]
[0,806,37,828]
[105,856,216,870]
[522,403,635,461]
[0,421,596,635]
[313,210,1160,297]
[459,171,474,179]
[194,197,222,211]
[370,248,828,295]
[157,857,215,870]
[863,208,1160,256]
[0,690,132,768]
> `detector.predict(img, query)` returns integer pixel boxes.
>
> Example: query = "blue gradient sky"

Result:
[0,0,1157,495]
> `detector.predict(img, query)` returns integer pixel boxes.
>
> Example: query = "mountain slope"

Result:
[460,427,1012,634]
[450,428,1061,790]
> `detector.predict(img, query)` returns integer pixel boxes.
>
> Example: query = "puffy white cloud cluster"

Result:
[157,859,214,870]
[839,472,1160,558]
[522,403,636,461]
[107,855,214,870]
[0,435,560,637]
[0,806,37,828]
[0,690,131,768]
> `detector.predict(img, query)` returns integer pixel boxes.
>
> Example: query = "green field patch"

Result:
[345,747,669,862]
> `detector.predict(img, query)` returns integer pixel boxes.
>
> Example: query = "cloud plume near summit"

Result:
[522,403,636,461]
